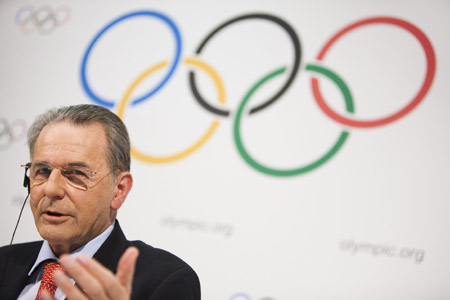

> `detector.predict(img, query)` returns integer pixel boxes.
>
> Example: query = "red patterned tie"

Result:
[35,261,63,300]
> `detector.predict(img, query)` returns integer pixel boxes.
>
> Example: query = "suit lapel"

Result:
[93,221,129,273]
[0,241,42,300]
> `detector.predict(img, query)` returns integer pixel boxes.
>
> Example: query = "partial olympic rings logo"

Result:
[80,11,436,177]
[0,118,27,151]
[15,5,71,35]
[229,293,274,300]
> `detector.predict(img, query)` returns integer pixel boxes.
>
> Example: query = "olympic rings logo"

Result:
[0,118,27,151]
[80,11,435,177]
[15,5,71,35]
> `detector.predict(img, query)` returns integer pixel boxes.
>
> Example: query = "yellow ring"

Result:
[117,57,225,163]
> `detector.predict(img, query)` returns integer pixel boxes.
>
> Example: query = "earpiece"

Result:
[23,163,30,194]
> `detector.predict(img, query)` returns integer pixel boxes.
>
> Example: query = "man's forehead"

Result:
[46,120,105,131]
[34,121,108,164]
[38,121,106,140]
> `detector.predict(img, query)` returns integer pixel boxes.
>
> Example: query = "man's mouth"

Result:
[42,210,70,223]
[43,210,68,219]
[46,211,64,216]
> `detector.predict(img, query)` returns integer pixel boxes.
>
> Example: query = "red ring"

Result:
[313,17,436,128]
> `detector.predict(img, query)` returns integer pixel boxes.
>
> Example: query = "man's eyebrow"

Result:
[32,161,50,167]
[66,162,90,169]
[32,161,91,169]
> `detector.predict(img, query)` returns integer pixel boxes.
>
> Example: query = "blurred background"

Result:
[1,0,449,299]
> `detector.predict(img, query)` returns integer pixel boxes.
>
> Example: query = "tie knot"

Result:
[35,261,64,300]
[42,261,63,285]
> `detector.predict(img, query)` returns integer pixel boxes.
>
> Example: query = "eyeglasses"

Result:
[21,162,118,191]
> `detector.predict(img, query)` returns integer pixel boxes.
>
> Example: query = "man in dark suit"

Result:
[0,104,200,299]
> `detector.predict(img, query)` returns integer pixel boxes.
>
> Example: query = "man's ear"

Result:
[110,172,133,210]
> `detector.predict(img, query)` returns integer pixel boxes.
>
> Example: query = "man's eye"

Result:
[34,167,52,178]
[65,168,89,178]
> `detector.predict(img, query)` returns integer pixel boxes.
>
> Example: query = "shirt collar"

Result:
[28,221,115,276]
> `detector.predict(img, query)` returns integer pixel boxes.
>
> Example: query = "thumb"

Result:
[116,246,139,291]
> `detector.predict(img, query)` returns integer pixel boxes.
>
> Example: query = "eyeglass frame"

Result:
[21,162,119,191]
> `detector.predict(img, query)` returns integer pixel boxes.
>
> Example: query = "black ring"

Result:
[189,13,301,116]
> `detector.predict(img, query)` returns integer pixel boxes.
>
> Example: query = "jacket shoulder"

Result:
[0,240,42,260]
[128,241,201,300]
[130,240,192,269]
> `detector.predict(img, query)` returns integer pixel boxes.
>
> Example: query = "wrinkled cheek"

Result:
[29,197,40,222]
[30,192,47,229]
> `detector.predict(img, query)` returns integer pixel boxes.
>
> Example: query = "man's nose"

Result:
[43,169,66,200]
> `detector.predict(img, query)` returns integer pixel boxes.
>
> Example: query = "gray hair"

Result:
[27,104,130,172]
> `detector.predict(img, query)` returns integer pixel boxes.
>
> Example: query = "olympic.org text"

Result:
[160,216,234,238]
[339,239,425,264]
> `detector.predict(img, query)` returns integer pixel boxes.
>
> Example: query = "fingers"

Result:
[53,269,89,300]
[77,254,127,299]
[40,290,56,300]
[56,246,139,300]
[58,255,106,300]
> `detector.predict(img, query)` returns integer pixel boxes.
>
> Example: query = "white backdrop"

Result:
[1,0,450,299]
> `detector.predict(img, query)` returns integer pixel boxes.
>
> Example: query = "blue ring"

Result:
[15,5,35,25]
[229,293,251,300]
[80,10,182,108]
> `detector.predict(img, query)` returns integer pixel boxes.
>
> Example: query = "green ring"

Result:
[233,63,354,176]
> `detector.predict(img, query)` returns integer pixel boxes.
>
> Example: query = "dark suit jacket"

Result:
[0,221,201,300]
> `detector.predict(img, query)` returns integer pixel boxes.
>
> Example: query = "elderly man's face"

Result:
[29,121,119,255]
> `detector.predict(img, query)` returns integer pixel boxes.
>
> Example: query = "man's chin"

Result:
[37,223,75,247]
